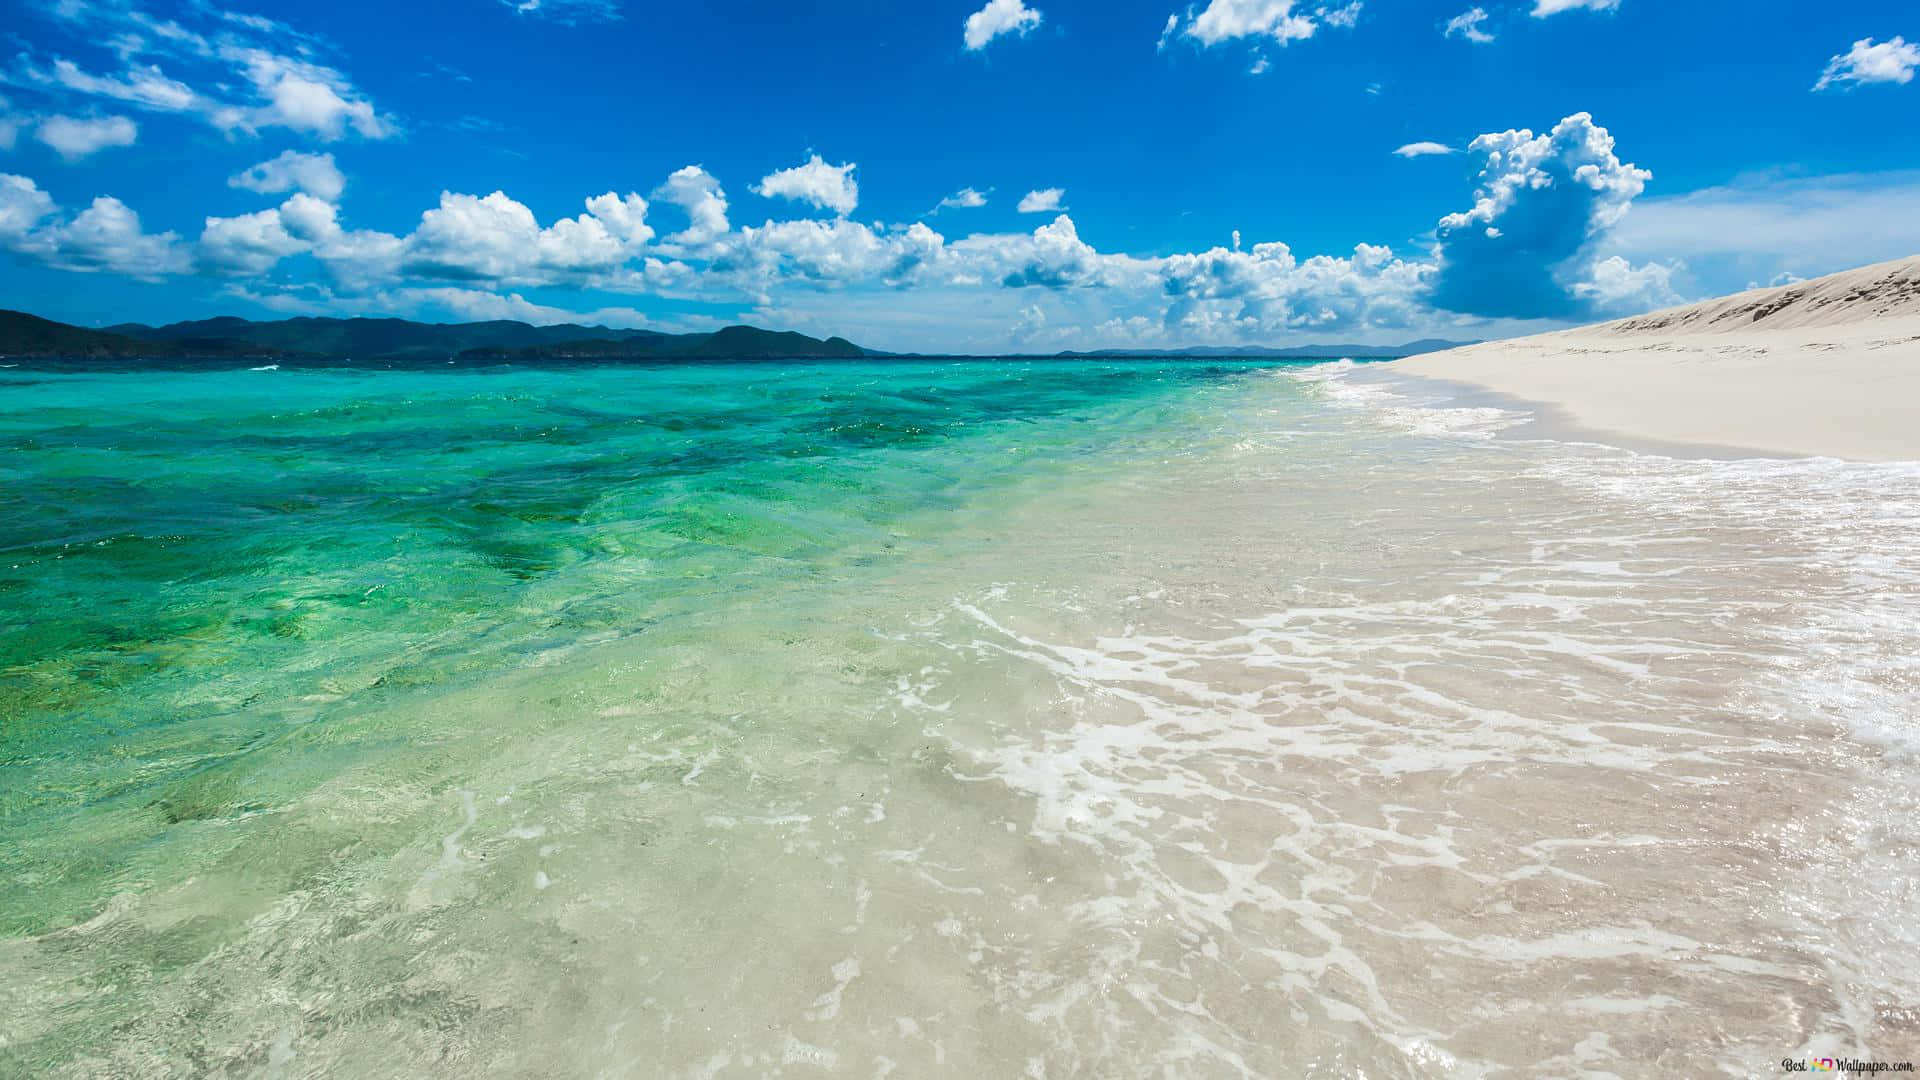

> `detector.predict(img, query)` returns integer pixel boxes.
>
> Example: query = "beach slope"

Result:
[1395,256,1920,461]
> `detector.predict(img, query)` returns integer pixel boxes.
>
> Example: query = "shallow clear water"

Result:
[2,359,1917,1077]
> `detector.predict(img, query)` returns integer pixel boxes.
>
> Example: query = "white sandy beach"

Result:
[1396,256,1920,461]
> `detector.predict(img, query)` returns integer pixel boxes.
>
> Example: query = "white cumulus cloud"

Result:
[956,214,1141,290]
[751,155,859,216]
[585,191,654,245]
[229,150,346,201]
[1,178,186,280]
[215,47,394,140]
[964,0,1044,51]
[1017,188,1066,213]
[37,196,187,278]
[34,114,138,161]
[1394,141,1455,157]
[0,174,59,241]
[653,165,731,248]
[726,219,946,300]
[1430,111,1658,319]
[1814,37,1919,91]
[398,189,647,283]
[198,204,309,275]
[1158,239,1429,335]
[194,183,655,291]
[1573,254,1679,313]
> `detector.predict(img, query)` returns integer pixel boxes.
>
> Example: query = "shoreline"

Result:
[1390,257,1920,463]
[1363,366,1808,462]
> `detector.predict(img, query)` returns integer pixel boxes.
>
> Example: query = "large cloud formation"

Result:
[1428,112,1666,319]
[4,109,1685,349]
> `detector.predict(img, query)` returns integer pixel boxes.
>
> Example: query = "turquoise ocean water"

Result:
[4,358,1918,1076]
[3,359,1275,915]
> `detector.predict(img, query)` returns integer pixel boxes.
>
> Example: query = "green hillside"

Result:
[5,311,868,363]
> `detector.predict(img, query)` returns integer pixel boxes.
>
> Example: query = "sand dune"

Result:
[1396,256,1920,461]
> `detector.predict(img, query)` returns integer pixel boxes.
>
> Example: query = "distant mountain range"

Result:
[0,308,1470,364]
[0,310,866,364]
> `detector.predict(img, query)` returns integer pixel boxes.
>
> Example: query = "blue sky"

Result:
[1,0,1916,352]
